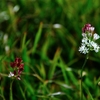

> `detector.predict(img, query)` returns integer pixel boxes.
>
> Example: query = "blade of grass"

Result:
[67,70,78,86]
[21,32,27,51]
[83,83,94,100]
[18,82,26,100]
[22,47,30,80]
[59,57,69,84]
[21,32,30,80]
[23,79,37,100]
[8,4,17,32]
[54,81,73,90]
[48,48,61,79]
[0,94,6,100]
[48,92,65,96]
[32,22,43,54]
[37,63,46,80]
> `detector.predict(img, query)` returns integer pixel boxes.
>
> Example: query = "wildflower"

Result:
[8,57,24,80]
[79,24,100,54]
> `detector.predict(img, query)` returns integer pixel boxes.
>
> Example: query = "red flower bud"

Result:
[10,62,16,68]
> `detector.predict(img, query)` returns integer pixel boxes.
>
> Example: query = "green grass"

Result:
[0,0,100,100]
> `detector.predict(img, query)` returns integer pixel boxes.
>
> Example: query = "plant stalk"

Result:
[80,54,89,100]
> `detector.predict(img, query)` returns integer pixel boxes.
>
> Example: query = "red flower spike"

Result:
[17,62,21,67]
[15,58,18,63]
[18,71,21,75]
[82,24,92,33]
[9,57,24,80]
[14,70,17,75]
[15,58,22,63]
[18,58,22,63]
[10,62,16,68]
[18,69,22,75]
[85,24,91,27]
[19,67,24,71]
[20,63,24,68]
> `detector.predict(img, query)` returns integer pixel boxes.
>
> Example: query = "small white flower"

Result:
[79,45,89,54]
[82,33,86,37]
[89,27,94,32]
[90,41,97,48]
[95,46,100,52]
[93,33,100,40]
[82,38,88,44]
[8,72,14,77]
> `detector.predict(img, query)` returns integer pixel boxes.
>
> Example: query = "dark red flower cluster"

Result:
[10,57,24,80]
[82,24,94,33]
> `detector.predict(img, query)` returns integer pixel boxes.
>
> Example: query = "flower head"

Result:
[82,24,94,33]
[8,57,24,80]
[79,24,100,54]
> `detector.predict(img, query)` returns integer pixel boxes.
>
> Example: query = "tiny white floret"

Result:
[8,72,14,77]
[93,33,100,40]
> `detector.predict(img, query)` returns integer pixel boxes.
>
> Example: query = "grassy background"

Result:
[0,0,100,100]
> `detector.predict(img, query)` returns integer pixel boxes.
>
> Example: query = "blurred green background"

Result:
[0,0,100,100]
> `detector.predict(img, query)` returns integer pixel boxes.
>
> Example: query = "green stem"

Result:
[10,79,14,100]
[80,54,89,100]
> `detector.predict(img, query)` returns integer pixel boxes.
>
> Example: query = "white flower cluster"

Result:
[79,24,100,54]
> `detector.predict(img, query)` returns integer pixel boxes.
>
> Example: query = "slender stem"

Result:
[10,79,14,100]
[80,54,89,100]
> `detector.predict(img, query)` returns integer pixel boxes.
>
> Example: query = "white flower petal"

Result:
[93,33,100,40]
[82,33,86,37]
[89,27,94,32]
[8,72,14,77]
[79,45,89,54]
